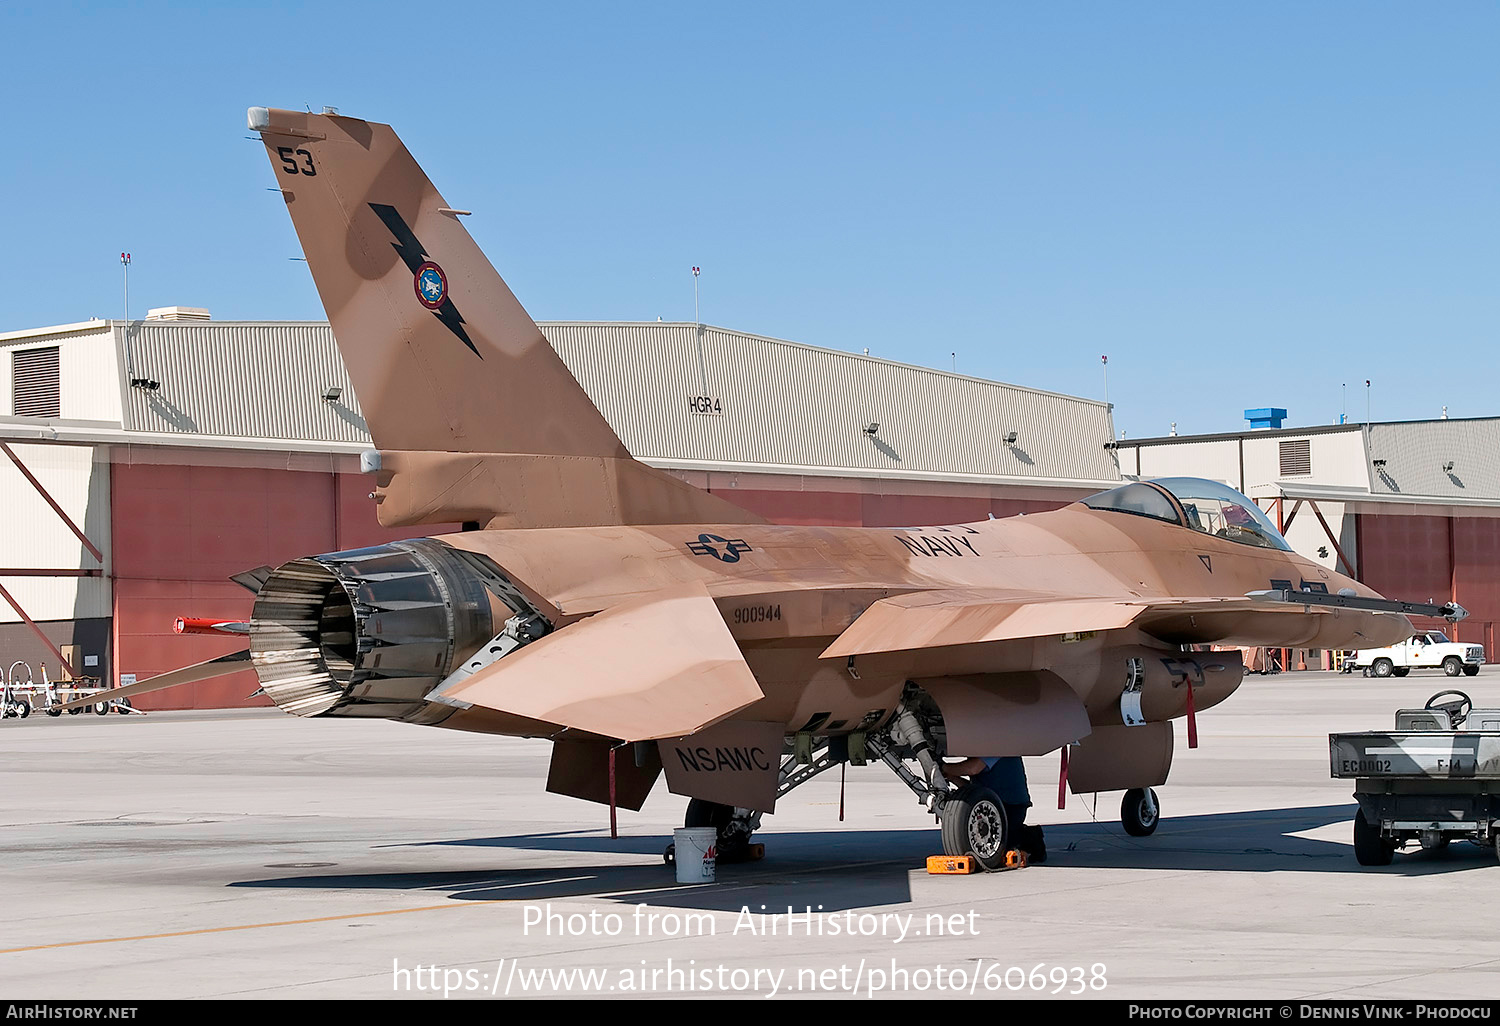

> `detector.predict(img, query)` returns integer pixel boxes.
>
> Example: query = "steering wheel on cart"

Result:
[1425,690,1472,728]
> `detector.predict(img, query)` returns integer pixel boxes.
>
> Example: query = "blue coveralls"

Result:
[971,756,1031,828]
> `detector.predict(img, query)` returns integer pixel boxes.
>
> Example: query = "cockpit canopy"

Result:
[1081,477,1293,551]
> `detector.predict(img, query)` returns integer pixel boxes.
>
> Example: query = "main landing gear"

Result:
[680,798,763,864]
[870,685,1166,865]
[938,785,1012,872]
[669,685,1167,871]
[666,741,837,866]
[867,685,1023,871]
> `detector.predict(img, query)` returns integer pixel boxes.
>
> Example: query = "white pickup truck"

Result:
[1348,631,1484,678]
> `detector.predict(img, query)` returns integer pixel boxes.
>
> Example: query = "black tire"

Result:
[1372,659,1394,678]
[1444,658,1463,678]
[1464,665,1480,677]
[46,707,61,717]
[1392,667,1410,677]
[67,705,81,716]
[93,702,109,716]
[940,785,1010,871]
[1353,809,1394,866]
[1121,788,1161,836]
[684,799,750,863]
[17,701,29,719]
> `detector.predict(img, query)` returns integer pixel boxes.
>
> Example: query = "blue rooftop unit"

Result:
[1244,408,1287,430]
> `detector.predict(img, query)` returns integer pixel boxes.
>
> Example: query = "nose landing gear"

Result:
[1121,787,1161,836]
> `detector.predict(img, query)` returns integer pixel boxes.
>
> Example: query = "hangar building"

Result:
[0,313,1119,708]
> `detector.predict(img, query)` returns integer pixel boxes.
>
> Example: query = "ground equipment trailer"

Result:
[2,662,135,719]
[1330,690,1500,866]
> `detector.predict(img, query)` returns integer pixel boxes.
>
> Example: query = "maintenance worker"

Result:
[941,756,1046,863]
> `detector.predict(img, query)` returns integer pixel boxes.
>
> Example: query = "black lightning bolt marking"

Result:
[368,203,480,358]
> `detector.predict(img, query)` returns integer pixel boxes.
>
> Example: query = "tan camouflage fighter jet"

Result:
[66,107,1464,869]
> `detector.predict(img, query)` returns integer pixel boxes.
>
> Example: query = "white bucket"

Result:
[672,827,718,884]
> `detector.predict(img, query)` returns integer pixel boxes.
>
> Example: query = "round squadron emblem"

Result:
[414,261,448,309]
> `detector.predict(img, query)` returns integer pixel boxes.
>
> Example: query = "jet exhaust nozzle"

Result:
[248,539,510,722]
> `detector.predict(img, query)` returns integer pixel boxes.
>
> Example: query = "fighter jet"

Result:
[66,108,1463,870]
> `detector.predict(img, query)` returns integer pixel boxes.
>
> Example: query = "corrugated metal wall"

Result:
[548,323,1117,481]
[121,322,366,443]
[1366,421,1500,500]
[110,320,1117,484]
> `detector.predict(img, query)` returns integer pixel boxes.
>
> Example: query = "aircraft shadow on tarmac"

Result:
[228,803,1495,912]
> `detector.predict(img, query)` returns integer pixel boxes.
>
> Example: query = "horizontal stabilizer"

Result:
[430,582,764,741]
[54,650,251,711]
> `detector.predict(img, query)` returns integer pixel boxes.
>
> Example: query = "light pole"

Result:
[121,252,133,379]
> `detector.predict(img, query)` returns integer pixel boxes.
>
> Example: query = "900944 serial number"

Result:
[732,605,782,625]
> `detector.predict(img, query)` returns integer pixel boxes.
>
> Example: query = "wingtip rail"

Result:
[1248,589,1468,622]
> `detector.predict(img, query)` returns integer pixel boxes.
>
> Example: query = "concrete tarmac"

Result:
[2,670,1498,1000]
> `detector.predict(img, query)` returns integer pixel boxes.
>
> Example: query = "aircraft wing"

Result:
[52,650,252,711]
[429,581,764,742]
[822,590,1387,658]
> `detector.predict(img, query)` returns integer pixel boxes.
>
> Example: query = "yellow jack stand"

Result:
[926,849,1028,875]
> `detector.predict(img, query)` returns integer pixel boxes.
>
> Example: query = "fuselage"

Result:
[413,500,1407,739]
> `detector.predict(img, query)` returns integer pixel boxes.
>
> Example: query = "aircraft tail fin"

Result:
[247,106,760,529]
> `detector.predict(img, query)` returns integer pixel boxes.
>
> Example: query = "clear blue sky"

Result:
[2,2,1495,438]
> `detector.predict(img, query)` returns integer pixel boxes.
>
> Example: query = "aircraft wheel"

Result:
[1121,788,1161,836]
[93,702,109,716]
[1464,665,1480,677]
[1443,657,1463,677]
[684,799,752,863]
[939,785,1010,871]
[1353,809,1394,866]
[1392,667,1410,677]
[1372,659,1394,678]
